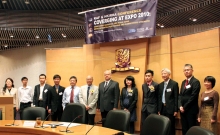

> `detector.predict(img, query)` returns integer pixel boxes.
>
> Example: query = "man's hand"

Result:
[113,108,117,110]
[86,106,90,111]
[197,118,201,122]
[173,112,177,116]
[158,112,160,115]
[211,119,216,123]
[124,109,129,112]
[48,109,51,114]
[16,107,19,111]
[180,106,184,113]
[96,109,100,112]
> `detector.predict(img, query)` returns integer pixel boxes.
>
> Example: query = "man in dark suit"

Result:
[97,70,120,120]
[178,64,201,135]
[48,74,65,121]
[158,68,179,135]
[141,69,159,129]
[33,74,51,118]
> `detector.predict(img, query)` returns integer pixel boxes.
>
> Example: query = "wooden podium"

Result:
[0,96,13,120]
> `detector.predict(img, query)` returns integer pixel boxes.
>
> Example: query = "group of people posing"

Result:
[0,64,219,135]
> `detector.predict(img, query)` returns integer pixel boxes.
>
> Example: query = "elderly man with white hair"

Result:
[158,68,179,135]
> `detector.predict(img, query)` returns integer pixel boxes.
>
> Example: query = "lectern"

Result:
[0,96,13,120]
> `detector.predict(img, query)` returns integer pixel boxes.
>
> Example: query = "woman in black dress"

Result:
[120,76,138,133]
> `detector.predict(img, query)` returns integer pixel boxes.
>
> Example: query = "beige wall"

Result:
[46,28,220,132]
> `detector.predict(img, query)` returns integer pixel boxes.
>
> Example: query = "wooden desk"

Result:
[0,120,129,135]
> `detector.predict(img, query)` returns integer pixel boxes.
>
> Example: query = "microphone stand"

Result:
[5,114,19,126]
[60,115,83,133]
[85,120,102,135]
[40,113,53,128]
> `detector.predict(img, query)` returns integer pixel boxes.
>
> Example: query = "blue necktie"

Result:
[162,83,167,103]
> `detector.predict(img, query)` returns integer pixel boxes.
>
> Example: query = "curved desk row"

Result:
[0,120,129,135]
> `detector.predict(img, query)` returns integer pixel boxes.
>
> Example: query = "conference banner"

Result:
[85,0,158,44]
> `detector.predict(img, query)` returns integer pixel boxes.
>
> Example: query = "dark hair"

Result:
[21,77,28,81]
[145,69,154,76]
[69,76,77,82]
[53,74,61,80]
[184,64,193,69]
[204,76,216,88]
[39,74,46,79]
[3,78,14,92]
[124,76,136,88]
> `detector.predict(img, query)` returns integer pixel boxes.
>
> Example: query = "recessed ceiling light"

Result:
[4,44,8,47]
[160,24,164,28]
[2,0,7,4]
[35,35,39,39]
[25,0,30,4]
[26,42,30,46]
[9,34,14,38]
[62,33,67,38]
[189,18,197,22]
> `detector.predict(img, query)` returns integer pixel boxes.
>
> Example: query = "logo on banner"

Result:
[111,48,139,73]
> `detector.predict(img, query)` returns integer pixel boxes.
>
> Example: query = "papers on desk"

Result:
[23,121,36,127]
[58,122,81,128]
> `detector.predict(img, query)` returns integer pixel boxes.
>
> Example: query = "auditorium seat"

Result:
[22,107,46,120]
[140,114,171,135]
[186,126,214,135]
[61,103,86,124]
[0,110,2,120]
[103,110,130,132]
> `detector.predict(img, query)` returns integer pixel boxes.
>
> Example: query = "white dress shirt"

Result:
[39,84,45,100]
[62,86,80,109]
[17,86,32,108]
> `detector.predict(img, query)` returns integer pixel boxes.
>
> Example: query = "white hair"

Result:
[161,68,171,74]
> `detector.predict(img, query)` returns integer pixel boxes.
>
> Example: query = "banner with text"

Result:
[85,0,158,44]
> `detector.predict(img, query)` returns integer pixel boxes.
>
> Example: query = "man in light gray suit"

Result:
[79,75,99,125]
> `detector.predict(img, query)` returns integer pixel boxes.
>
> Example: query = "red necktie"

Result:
[184,79,188,88]
[70,87,74,103]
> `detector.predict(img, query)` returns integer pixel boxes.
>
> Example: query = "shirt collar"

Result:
[147,80,153,85]
[187,76,193,82]
[164,79,170,85]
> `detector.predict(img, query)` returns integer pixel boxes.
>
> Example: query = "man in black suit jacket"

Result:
[141,70,159,129]
[33,74,51,117]
[158,68,179,135]
[48,74,65,121]
[178,64,201,135]
[97,70,120,120]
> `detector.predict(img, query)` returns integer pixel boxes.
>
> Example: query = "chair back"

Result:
[22,107,46,120]
[104,110,130,132]
[0,110,2,120]
[186,126,214,135]
[61,103,86,124]
[140,114,171,135]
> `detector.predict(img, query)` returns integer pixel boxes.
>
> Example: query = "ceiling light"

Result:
[9,34,14,38]
[35,35,39,39]
[62,33,67,38]
[26,42,30,46]
[4,44,8,47]
[2,0,7,4]
[25,0,30,4]
[189,18,197,22]
[160,24,164,28]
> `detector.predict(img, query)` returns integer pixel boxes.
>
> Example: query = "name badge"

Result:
[167,88,171,92]
[186,85,191,89]
[204,96,209,101]
[128,93,133,96]
[44,89,48,93]
[59,92,63,95]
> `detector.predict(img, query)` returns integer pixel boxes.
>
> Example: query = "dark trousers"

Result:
[161,105,175,135]
[20,102,31,120]
[180,111,197,135]
[129,122,135,134]
[13,107,17,120]
[85,111,95,125]
[38,100,48,120]
[140,110,151,131]
[101,110,109,126]
[51,108,63,121]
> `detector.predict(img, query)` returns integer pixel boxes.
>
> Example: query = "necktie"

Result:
[56,88,58,94]
[104,82,108,91]
[70,87,74,103]
[87,86,90,104]
[162,83,167,103]
[184,79,189,89]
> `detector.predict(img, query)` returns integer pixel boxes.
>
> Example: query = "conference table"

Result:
[0,120,130,135]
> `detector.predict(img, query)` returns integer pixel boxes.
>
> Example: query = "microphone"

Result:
[113,132,124,135]
[85,120,102,135]
[40,112,53,128]
[60,115,83,133]
[5,115,18,126]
